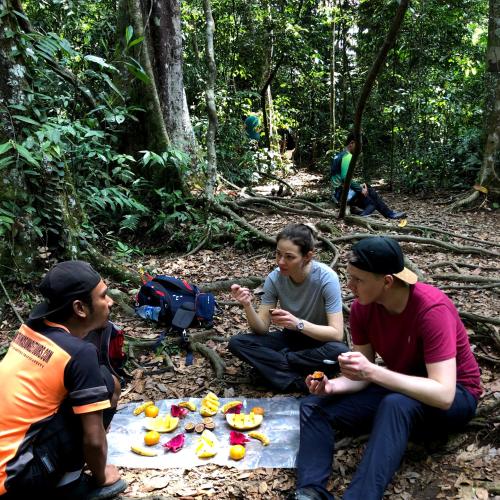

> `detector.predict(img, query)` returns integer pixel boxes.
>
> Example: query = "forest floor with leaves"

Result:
[1,171,499,499]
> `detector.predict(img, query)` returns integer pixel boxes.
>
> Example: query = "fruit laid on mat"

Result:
[248,431,270,445]
[226,412,263,430]
[144,405,159,418]
[144,430,160,446]
[184,422,196,433]
[133,401,154,416]
[229,431,250,445]
[199,392,220,417]
[170,405,189,418]
[163,433,185,453]
[178,401,197,412]
[251,406,265,415]
[131,445,158,457]
[220,401,243,414]
[195,429,219,458]
[144,414,179,432]
[229,444,246,461]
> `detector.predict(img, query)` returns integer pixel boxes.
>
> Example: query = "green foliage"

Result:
[355,0,488,190]
[82,185,149,231]
[234,229,253,250]
[0,204,17,237]
[149,189,194,234]
[0,0,492,274]
[140,148,191,177]
[113,240,144,262]
[183,0,488,193]
[192,101,256,185]
[0,8,194,261]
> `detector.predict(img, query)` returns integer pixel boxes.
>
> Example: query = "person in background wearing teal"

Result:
[244,115,262,143]
[331,132,406,220]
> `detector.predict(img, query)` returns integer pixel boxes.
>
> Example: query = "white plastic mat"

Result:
[107,397,301,469]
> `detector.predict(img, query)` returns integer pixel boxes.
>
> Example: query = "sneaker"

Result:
[388,210,407,219]
[288,487,329,500]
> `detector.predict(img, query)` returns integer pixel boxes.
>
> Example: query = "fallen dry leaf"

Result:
[258,481,268,494]
[143,475,170,492]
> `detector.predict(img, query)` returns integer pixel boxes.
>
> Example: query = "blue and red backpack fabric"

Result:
[135,275,217,332]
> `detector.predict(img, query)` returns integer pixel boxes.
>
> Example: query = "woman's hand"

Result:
[230,284,253,307]
[338,351,374,381]
[269,308,298,330]
[361,183,368,197]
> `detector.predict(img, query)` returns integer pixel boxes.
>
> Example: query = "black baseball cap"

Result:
[350,237,417,285]
[29,260,101,320]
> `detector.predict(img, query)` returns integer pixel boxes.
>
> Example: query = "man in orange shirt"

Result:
[0,261,127,499]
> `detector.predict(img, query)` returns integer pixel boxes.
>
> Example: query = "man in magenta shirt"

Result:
[293,237,481,500]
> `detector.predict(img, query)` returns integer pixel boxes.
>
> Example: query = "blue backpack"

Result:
[135,275,217,332]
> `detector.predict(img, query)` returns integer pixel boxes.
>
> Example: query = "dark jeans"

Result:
[296,384,477,500]
[228,330,348,392]
[334,186,394,218]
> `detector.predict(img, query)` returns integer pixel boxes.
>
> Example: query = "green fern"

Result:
[120,214,140,232]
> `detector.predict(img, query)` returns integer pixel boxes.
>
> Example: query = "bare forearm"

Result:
[244,304,268,334]
[301,320,343,342]
[369,365,455,409]
[328,376,369,394]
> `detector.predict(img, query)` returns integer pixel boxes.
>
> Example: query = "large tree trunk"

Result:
[330,0,338,150]
[150,0,196,153]
[123,0,170,153]
[0,0,38,274]
[449,0,500,210]
[479,0,500,201]
[121,0,193,191]
[203,0,218,200]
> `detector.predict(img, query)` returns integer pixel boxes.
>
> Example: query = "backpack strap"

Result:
[152,276,198,296]
[330,150,347,178]
[84,322,114,374]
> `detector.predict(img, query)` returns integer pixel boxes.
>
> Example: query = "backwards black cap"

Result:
[351,237,417,284]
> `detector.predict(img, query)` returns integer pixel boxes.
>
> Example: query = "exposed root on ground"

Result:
[86,246,141,285]
[344,214,500,248]
[256,171,297,195]
[191,341,226,379]
[447,189,480,212]
[200,277,265,293]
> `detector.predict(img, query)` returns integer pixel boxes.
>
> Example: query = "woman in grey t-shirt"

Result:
[229,224,348,392]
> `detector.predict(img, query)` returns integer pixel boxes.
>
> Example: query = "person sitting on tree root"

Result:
[331,132,406,220]
[292,237,482,500]
[0,261,127,500]
[229,223,348,393]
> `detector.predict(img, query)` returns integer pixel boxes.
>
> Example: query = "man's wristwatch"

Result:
[296,320,304,332]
